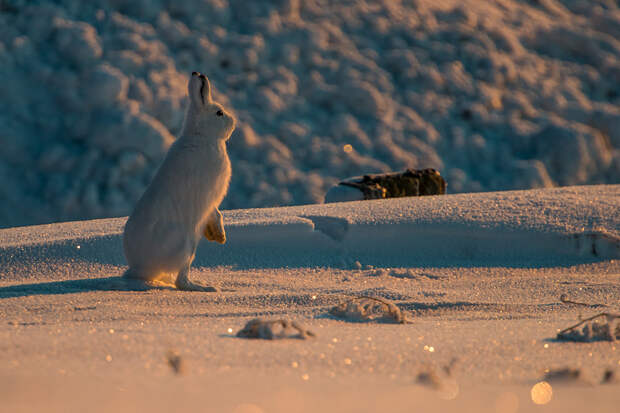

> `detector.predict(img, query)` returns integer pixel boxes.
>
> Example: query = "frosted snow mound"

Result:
[0,0,619,228]
[1,186,618,276]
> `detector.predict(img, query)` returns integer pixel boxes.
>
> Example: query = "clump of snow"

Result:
[1,0,620,228]
[541,368,583,383]
[329,296,409,324]
[236,318,315,340]
[556,312,620,342]
[166,349,185,375]
[416,360,460,399]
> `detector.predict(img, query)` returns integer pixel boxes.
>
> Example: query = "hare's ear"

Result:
[201,75,212,103]
[188,72,211,105]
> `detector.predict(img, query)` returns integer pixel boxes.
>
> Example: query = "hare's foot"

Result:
[175,266,220,292]
[176,278,220,292]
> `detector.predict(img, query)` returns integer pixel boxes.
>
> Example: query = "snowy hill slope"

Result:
[1,0,620,228]
[1,185,618,281]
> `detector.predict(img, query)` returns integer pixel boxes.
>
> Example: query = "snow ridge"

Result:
[1,186,617,279]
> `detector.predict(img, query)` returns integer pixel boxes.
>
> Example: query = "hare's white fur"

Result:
[123,72,234,291]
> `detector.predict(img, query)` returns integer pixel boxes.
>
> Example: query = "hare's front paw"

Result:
[212,228,226,244]
[204,223,226,244]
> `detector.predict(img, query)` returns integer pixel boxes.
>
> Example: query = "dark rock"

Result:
[325,168,447,203]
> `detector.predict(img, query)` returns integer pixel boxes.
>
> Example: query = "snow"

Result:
[3,185,618,271]
[1,185,619,412]
[2,0,620,408]
[1,0,620,228]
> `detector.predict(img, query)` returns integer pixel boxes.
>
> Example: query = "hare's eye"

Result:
[216,110,223,117]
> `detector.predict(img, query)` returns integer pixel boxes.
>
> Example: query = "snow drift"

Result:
[1,186,618,280]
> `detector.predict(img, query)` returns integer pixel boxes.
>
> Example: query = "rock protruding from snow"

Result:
[325,169,446,203]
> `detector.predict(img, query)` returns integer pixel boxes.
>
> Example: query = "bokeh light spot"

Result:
[531,381,552,405]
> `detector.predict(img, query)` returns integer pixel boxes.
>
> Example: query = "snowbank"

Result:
[1,185,618,276]
[1,0,619,228]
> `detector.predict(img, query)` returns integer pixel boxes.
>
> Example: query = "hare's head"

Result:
[183,72,235,140]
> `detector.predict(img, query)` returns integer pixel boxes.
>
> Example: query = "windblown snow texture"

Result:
[1,185,618,276]
[0,0,619,228]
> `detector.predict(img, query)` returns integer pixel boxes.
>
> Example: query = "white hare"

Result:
[123,72,234,291]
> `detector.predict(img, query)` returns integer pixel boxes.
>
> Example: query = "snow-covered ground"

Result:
[1,185,619,412]
[1,0,620,228]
